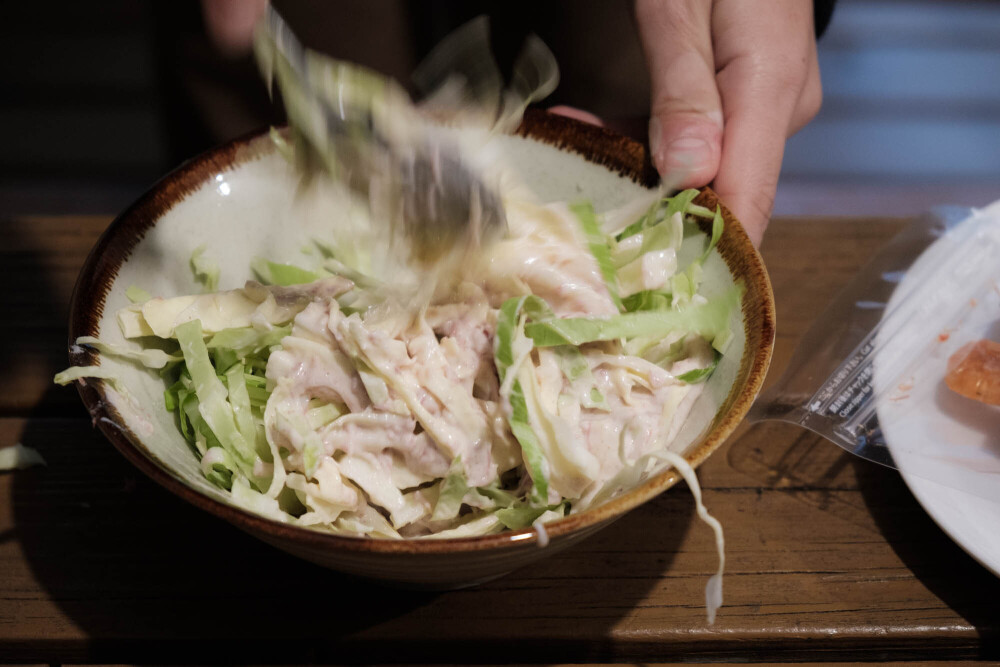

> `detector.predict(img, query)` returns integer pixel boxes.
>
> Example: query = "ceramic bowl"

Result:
[68,110,774,588]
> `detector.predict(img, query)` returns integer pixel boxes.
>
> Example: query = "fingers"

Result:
[548,105,606,127]
[635,0,723,189]
[710,0,818,245]
[790,33,823,136]
[202,0,269,57]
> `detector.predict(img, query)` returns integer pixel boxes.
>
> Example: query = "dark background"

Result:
[3,0,999,218]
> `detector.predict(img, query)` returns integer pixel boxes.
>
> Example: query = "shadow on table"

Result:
[4,210,692,664]
[11,387,692,664]
[854,457,1000,658]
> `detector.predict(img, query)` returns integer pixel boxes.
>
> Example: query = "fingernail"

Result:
[663,136,712,173]
[649,117,716,182]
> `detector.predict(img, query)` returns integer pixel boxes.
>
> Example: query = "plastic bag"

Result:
[749,201,1000,503]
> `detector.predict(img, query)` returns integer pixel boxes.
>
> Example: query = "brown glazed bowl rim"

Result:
[69,108,775,555]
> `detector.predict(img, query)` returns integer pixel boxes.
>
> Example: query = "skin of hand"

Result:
[201,0,820,246]
[202,0,269,57]
[636,0,822,246]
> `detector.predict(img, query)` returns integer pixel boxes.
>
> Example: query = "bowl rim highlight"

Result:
[68,109,775,554]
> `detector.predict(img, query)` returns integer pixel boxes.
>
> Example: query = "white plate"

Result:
[875,201,1000,577]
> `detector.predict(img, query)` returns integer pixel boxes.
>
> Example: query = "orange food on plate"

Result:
[945,339,1000,406]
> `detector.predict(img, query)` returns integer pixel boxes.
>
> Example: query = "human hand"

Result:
[202,0,268,57]
[636,0,822,246]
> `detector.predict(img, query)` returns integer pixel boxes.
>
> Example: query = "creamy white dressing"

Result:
[243,199,720,537]
[96,178,726,568]
[52,36,738,618]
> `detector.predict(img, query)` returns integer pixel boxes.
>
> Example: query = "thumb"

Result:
[636,0,723,188]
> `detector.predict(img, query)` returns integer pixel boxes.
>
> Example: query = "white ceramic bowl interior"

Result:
[89,130,745,535]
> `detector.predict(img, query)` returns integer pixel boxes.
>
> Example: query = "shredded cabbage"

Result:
[57,185,735,538]
[56,188,735,546]
[0,444,47,471]
[523,286,741,352]
[190,245,220,292]
[53,35,735,623]
[570,201,623,311]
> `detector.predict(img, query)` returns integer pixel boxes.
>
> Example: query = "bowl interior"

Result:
[70,116,772,550]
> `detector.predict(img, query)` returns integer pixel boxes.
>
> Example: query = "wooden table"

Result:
[1,215,997,664]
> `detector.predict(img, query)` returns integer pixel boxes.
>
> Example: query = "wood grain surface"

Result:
[1,216,998,664]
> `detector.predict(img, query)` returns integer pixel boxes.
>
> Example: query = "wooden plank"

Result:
[0,216,111,415]
[3,216,998,662]
[321,664,999,667]
[1,413,995,662]
[0,215,904,414]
